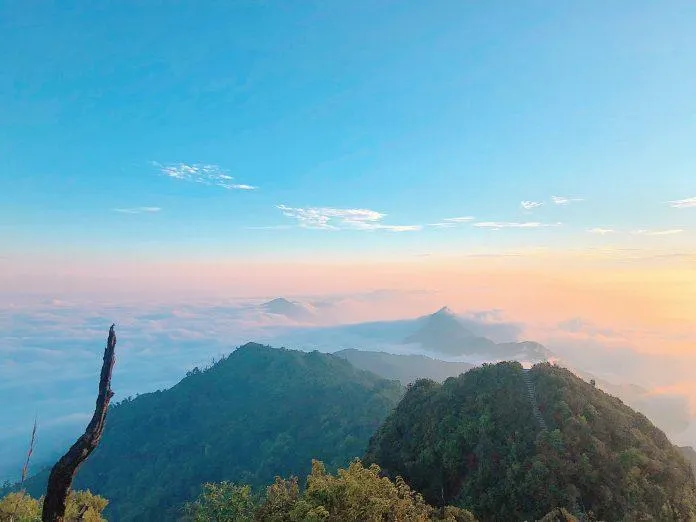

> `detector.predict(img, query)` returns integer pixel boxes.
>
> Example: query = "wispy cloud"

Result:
[588,227,686,236]
[631,229,684,236]
[244,225,293,230]
[443,216,475,223]
[669,197,696,209]
[277,205,421,232]
[521,201,543,210]
[112,207,161,214]
[428,216,475,228]
[152,162,256,190]
[473,221,562,230]
[587,227,615,235]
[552,196,583,205]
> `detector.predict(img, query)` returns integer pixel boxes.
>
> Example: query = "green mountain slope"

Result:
[333,348,474,385]
[22,343,403,521]
[679,446,696,476]
[366,361,696,521]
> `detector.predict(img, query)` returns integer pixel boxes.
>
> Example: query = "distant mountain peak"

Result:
[264,297,295,306]
[423,307,468,330]
[403,307,489,355]
[260,297,316,322]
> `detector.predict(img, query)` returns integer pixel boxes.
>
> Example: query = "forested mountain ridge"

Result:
[366,361,696,521]
[9,348,695,521]
[680,446,696,476]
[17,343,403,521]
[334,348,475,385]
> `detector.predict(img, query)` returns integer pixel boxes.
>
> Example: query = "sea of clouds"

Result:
[1,291,694,482]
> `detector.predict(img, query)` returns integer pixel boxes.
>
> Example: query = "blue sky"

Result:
[1,0,695,264]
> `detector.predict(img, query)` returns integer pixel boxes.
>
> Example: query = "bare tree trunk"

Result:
[9,418,38,521]
[42,325,117,522]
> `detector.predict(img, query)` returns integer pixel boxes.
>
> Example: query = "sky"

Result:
[1,1,695,270]
[1,0,696,479]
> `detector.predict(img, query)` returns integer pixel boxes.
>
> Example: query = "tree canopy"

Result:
[19,344,403,521]
[366,362,696,521]
[183,459,477,522]
[0,490,107,522]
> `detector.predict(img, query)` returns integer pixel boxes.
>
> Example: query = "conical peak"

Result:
[266,297,293,305]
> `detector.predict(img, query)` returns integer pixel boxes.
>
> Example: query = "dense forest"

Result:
[14,344,403,521]
[3,459,479,521]
[366,362,696,521]
[679,446,696,476]
[4,346,696,521]
[0,490,108,521]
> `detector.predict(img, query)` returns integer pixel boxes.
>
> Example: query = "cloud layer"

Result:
[428,217,475,228]
[587,228,685,236]
[277,205,421,231]
[632,229,684,236]
[153,162,256,190]
[473,221,562,229]
[521,201,543,210]
[552,195,583,205]
[1,291,695,480]
[587,227,615,235]
[669,197,696,209]
[112,207,161,214]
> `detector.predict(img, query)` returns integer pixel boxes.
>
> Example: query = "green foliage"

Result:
[366,362,696,521]
[0,492,40,522]
[64,490,109,522]
[182,482,256,522]
[678,446,696,477]
[22,344,403,521]
[183,459,476,521]
[289,459,435,521]
[538,507,578,522]
[0,490,107,522]
[254,477,300,521]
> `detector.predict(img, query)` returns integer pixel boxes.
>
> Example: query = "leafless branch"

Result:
[21,417,37,486]
[41,325,117,522]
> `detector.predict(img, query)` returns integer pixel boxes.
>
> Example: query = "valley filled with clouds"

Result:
[2,289,694,482]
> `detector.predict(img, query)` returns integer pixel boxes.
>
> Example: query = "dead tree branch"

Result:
[42,325,117,522]
[21,417,37,485]
[9,418,38,521]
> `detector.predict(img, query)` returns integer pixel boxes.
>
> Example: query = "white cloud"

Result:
[277,205,421,232]
[473,221,562,230]
[521,201,543,210]
[587,227,615,235]
[428,216,475,228]
[669,197,696,209]
[428,222,457,229]
[153,162,256,190]
[552,196,583,205]
[244,225,293,230]
[443,216,475,223]
[631,229,684,236]
[113,207,161,214]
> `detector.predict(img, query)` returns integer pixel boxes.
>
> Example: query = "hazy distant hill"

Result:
[680,446,696,475]
[334,348,474,384]
[20,344,402,521]
[403,306,495,355]
[260,297,317,322]
[366,362,696,521]
[272,306,555,363]
[403,307,554,362]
